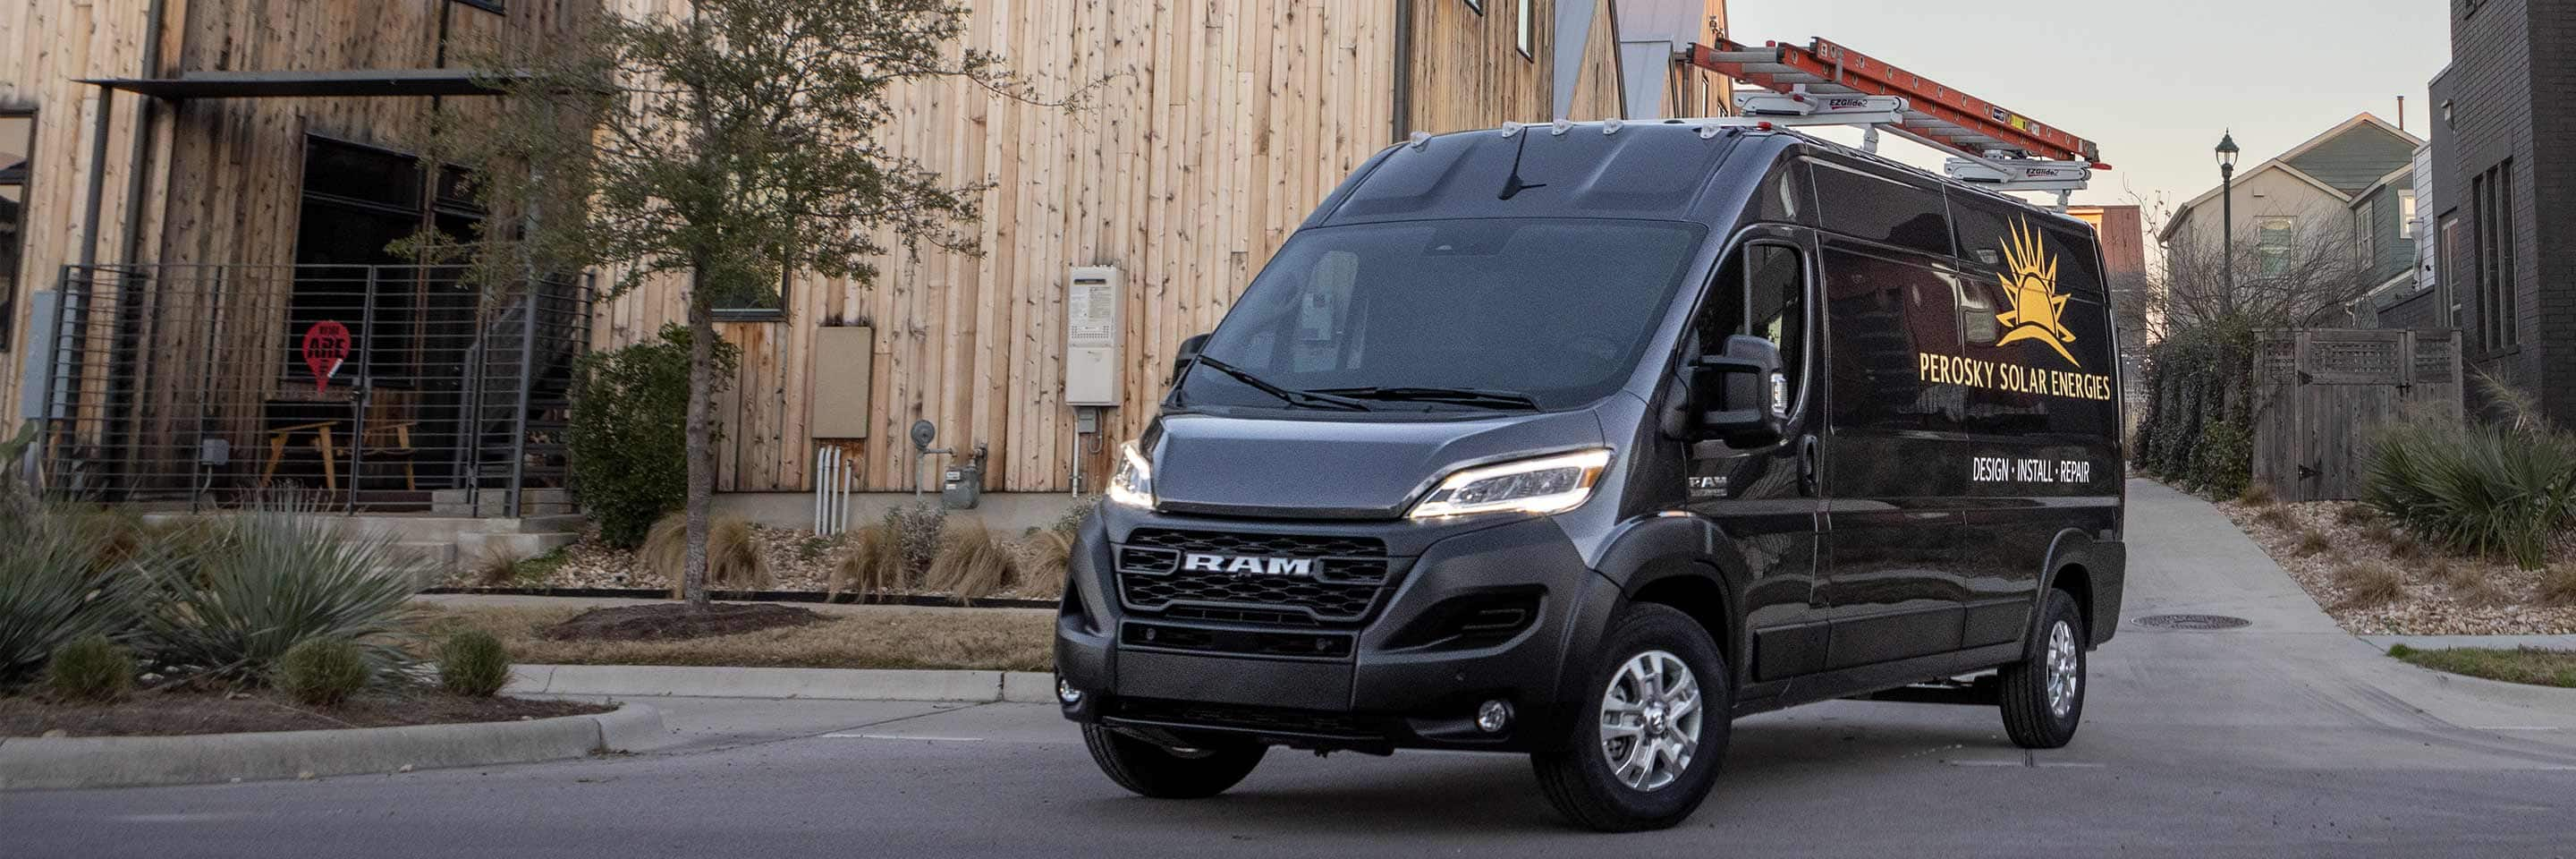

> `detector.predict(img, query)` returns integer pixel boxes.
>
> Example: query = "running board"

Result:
[1848,673,2002,706]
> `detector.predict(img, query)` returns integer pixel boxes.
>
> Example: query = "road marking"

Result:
[822,733,986,742]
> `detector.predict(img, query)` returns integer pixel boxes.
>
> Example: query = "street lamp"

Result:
[2216,131,2241,302]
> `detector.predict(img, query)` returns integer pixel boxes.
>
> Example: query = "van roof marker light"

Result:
[1408,131,1432,149]
[1601,118,1624,135]
[1500,121,1525,139]
[1549,119,1573,136]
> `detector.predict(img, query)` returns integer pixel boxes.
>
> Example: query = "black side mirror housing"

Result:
[1171,333,1212,384]
[1690,335,1788,447]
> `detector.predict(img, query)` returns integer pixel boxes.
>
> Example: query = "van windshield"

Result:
[1179,218,1706,413]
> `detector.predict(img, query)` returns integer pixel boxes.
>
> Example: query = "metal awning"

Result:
[77,68,530,100]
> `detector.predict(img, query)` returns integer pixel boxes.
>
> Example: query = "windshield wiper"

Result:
[1309,386,1542,411]
[1188,355,1373,412]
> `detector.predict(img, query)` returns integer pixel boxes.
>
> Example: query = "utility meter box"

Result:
[1065,266,1123,406]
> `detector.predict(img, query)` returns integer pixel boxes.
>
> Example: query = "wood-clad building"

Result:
[600,0,1732,501]
[3,0,1730,517]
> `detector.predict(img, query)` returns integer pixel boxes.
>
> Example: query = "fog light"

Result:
[1057,678,1084,705]
[1476,700,1513,734]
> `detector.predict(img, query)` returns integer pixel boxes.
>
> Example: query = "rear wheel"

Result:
[1999,588,2088,749]
[1080,723,1267,799]
[1532,603,1731,832]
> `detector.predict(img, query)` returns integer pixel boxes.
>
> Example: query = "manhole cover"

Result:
[2132,614,2252,630]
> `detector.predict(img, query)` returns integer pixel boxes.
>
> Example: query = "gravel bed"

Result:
[2212,495,2576,635]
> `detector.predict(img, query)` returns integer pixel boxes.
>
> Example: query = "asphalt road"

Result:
[12,481,2576,858]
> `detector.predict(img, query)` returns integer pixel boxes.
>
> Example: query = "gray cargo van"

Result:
[1053,121,2127,831]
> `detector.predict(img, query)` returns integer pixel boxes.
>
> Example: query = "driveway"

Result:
[12,480,2575,857]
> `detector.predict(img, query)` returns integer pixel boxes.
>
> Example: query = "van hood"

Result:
[1142,409,1608,520]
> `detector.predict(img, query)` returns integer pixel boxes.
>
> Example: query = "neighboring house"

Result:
[2384,0,2576,425]
[2155,114,2421,327]
[1,0,1733,528]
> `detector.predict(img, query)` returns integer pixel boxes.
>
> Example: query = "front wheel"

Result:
[1998,588,2088,749]
[1080,724,1266,799]
[1531,603,1731,832]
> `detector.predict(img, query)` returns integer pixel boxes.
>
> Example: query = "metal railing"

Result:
[35,264,595,515]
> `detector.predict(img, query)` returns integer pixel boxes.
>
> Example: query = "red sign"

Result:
[301,320,352,395]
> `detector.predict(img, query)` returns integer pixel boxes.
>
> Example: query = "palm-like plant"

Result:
[2364,418,2576,569]
[142,501,427,682]
[0,506,149,685]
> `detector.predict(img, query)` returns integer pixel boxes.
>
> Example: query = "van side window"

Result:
[1823,246,1964,433]
[1693,243,1808,406]
[1749,162,1812,225]
[1813,164,1953,257]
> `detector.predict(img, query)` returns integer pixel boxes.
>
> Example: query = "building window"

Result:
[1517,0,1534,59]
[2397,188,2417,239]
[2438,214,2464,327]
[2471,160,2517,352]
[0,111,29,353]
[2353,200,2375,270]
[2253,216,2296,278]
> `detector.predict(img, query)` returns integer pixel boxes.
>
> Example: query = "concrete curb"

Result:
[0,703,665,792]
[510,664,1057,703]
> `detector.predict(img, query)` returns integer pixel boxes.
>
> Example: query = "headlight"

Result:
[1106,441,1156,509]
[1408,449,1612,520]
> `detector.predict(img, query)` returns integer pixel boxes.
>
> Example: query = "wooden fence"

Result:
[2251,328,2462,502]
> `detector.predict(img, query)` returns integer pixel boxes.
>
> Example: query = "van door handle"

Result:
[1796,434,1819,489]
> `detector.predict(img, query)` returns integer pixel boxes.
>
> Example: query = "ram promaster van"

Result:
[1055,122,2127,831]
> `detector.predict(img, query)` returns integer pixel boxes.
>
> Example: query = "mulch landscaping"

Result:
[0,690,611,738]
[539,602,825,642]
[447,524,1067,602]
[2213,495,2576,635]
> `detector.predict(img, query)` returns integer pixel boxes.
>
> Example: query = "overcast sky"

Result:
[1724,0,2449,223]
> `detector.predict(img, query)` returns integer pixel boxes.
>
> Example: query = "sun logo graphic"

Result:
[1993,219,2080,368]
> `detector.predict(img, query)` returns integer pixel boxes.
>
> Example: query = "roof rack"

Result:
[1683,37,2109,209]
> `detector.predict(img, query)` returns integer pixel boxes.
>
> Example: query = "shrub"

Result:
[2424,559,2470,587]
[1051,497,1100,537]
[883,503,947,581]
[2237,484,2276,507]
[2292,529,2334,557]
[41,634,135,703]
[568,325,740,548]
[2334,559,2408,608]
[2253,506,2297,532]
[2334,504,2379,527]
[2190,420,2255,500]
[275,638,370,706]
[437,630,513,698]
[827,523,907,602]
[927,519,1017,605]
[2362,416,2576,570]
[642,513,774,594]
[2541,564,2576,608]
[1017,531,1073,601]
[142,502,422,683]
[0,506,149,685]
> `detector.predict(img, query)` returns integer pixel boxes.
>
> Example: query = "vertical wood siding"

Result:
[597,0,1630,494]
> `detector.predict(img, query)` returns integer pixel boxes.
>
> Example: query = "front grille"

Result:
[1114,529,1401,626]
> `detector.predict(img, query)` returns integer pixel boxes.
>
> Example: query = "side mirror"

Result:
[1171,333,1212,384]
[1690,335,1788,447]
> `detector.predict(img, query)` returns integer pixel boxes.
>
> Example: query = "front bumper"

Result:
[1055,508,1614,753]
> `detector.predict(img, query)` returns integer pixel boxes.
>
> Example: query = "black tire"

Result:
[1531,603,1731,832]
[1080,723,1267,799]
[1999,588,2088,749]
